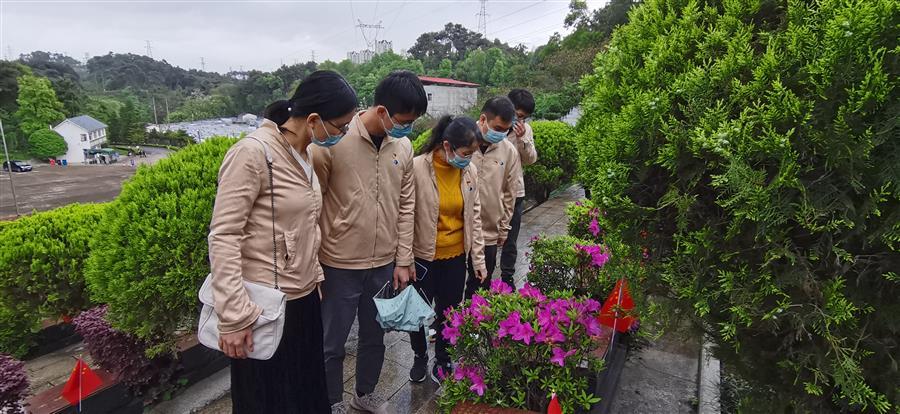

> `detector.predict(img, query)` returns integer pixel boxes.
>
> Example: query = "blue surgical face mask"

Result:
[484,127,507,144]
[311,119,344,147]
[382,109,414,138]
[447,150,472,169]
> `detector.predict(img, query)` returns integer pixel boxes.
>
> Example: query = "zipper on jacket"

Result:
[372,144,381,268]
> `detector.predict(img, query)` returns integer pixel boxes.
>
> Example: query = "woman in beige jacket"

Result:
[407,115,487,384]
[207,70,356,413]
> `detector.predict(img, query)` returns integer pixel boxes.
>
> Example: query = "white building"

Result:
[52,115,108,163]
[419,76,479,117]
[347,40,393,64]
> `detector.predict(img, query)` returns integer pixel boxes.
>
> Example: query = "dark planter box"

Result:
[26,335,227,414]
[24,322,82,360]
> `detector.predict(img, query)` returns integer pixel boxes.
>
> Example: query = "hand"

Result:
[393,265,414,290]
[513,121,526,139]
[219,326,254,359]
[475,268,488,282]
[497,237,506,248]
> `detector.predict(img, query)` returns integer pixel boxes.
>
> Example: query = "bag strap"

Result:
[246,136,279,290]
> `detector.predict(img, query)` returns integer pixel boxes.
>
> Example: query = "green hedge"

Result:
[85,137,237,356]
[0,203,106,357]
[411,129,431,154]
[525,120,578,202]
[577,0,898,411]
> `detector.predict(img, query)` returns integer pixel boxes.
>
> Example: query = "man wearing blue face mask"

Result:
[311,70,427,414]
[464,96,523,299]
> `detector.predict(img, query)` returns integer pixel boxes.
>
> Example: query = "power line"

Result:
[491,5,569,36]
[488,0,543,24]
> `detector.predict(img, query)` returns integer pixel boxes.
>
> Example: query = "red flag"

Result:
[61,359,103,406]
[598,278,636,333]
[547,392,562,414]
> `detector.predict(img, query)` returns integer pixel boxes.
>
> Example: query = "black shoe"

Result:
[430,362,451,384]
[409,357,428,383]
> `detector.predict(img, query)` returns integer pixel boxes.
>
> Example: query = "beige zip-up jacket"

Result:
[311,111,415,269]
[208,120,323,334]
[472,139,522,245]
[507,122,538,198]
[412,151,486,272]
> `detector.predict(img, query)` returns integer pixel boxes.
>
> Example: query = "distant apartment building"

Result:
[52,115,108,163]
[347,40,394,64]
[418,76,479,117]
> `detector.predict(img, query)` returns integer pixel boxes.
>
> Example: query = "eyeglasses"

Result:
[326,120,350,134]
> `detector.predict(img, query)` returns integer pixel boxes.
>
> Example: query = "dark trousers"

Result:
[408,255,467,366]
[321,263,393,405]
[500,196,525,285]
[230,293,329,414]
[465,244,498,298]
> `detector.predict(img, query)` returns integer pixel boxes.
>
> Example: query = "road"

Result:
[0,146,171,219]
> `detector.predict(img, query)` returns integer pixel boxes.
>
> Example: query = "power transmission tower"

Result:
[477,0,489,36]
[145,40,153,58]
[356,20,384,49]
[200,57,206,71]
[311,50,316,62]
[83,52,90,64]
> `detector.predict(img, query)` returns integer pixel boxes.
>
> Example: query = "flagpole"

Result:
[79,356,83,413]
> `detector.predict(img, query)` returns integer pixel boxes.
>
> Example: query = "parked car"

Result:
[2,160,32,172]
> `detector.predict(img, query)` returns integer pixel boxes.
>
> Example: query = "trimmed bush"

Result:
[85,137,237,356]
[577,0,899,411]
[0,353,28,414]
[525,120,578,202]
[28,129,67,160]
[0,203,106,357]
[411,128,431,154]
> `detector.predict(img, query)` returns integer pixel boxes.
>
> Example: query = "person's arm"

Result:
[208,142,265,335]
[469,166,488,276]
[310,145,332,194]
[394,146,416,288]
[516,123,538,166]
[498,148,522,246]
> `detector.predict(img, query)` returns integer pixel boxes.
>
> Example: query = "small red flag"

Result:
[547,392,562,414]
[598,278,636,333]
[61,359,103,405]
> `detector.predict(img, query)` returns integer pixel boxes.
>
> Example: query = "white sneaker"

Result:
[349,393,388,414]
[330,401,348,414]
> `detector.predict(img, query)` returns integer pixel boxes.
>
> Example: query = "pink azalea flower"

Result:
[579,315,603,337]
[589,218,601,236]
[442,325,461,345]
[490,279,513,294]
[550,347,577,367]
[575,200,583,207]
[437,366,446,380]
[468,371,487,396]
[584,298,601,313]
[510,321,535,344]
[536,324,567,344]
[498,311,521,339]
[453,364,472,381]
[449,309,466,327]
[536,307,556,329]
[518,283,546,301]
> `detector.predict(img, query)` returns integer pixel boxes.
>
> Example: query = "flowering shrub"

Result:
[527,235,613,299]
[72,306,177,400]
[438,281,605,413]
[0,353,28,414]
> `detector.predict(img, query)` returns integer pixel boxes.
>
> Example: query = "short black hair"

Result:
[373,70,428,117]
[507,89,535,114]
[481,96,516,123]
[265,70,357,125]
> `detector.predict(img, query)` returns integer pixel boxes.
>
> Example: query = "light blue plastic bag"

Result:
[374,282,436,332]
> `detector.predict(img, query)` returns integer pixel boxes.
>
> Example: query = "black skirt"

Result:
[230,292,330,414]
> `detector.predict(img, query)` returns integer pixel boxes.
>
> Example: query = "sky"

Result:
[0,0,607,74]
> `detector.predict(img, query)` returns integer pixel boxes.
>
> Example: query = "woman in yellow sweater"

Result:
[408,115,487,383]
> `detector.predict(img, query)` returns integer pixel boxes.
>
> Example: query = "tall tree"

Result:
[14,74,66,137]
[408,23,492,71]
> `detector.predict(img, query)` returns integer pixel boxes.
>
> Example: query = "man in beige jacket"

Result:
[311,70,427,414]
[465,96,523,298]
[499,89,538,287]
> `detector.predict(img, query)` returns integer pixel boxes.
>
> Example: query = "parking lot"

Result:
[0,147,170,219]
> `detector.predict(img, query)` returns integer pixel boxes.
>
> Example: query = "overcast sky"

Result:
[1,0,607,74]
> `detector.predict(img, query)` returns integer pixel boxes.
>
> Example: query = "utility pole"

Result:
[151,97,159,125]
[477,0,489,37]
[0,119,21,217]
[200,57,205,71]
[145,40,153,58]
[164,97,170,131]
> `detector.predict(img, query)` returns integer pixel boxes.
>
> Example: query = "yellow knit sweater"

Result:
[433,152,465,259]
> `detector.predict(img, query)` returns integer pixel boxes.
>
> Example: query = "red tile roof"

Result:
[418,76,480,87]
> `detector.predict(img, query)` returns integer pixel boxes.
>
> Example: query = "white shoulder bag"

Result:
[197,136,286,360]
